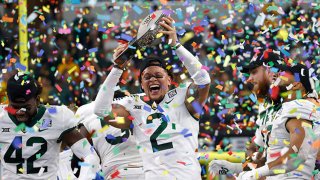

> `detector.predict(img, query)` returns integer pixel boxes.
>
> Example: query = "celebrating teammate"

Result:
[0,72,100,179]
[76,101,144,179]
[209,49,282,177]
[93,16,210,179]
[237,63,320,179]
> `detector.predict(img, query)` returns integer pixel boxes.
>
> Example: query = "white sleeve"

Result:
[57,106,78,142]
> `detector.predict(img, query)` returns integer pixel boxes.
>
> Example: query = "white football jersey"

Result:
[254,103,282,148]
[266,99,320,179]
[76,103,144,179]
[0,105,77,180]
[114,83,201,179]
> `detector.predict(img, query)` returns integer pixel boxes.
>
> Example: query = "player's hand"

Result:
[236,171,256,180]
[159,16,178,47]
[112,43,130,69]
[208,160,243,176]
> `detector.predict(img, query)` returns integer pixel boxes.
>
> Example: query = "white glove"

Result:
[237,165,270,180]
[208,160,243,176]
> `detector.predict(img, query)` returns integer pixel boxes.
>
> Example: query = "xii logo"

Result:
[2,128,10,132]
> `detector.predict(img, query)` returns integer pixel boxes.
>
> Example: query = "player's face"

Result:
[141,66,171,103]
[247,66,271,97]
[9,97,39,122]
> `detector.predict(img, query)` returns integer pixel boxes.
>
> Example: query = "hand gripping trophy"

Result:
[114,9,172,65]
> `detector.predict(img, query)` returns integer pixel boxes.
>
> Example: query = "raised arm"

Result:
[160,16,211,119]
[93,44,132,129]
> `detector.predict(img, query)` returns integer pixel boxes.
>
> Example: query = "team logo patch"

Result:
[38,119,52,131]
[168,89,177,98]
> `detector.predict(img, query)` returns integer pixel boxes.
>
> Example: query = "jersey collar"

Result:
[8,104,46,128]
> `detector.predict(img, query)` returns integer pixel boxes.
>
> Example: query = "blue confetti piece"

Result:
[143,105,151,112]
[279,47,290,57]
[37,49,44,57]
[217,48,226,57]
[130,123,134,129]
[133,5,143,15]
[80,81,84,89]
[176,8,183,20]
[106,134,115,140]
[120,33,133,42]
[15,63,27,71]
[88,47,98,53]
[177,29,186,36]
[78,162,90,167]
[184,133,193,138]
[12,137,22,149]
[157,105,164,113]
[173,22,184,27]
[122,138,128,142]
[249,93,257,103]
[48,107,57,114]
[71,0,80,4]
[20,15,27,26]
[191,101,203,115]
[294,73,301,82]
[200,20,209,26]
[180,128,189,135]
[98,27,107,32]
[270,67,279,73]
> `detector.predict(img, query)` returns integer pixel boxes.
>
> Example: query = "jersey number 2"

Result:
[147,113,173,152]
[4,136,48,174]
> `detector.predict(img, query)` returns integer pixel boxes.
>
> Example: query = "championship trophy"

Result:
[114,9,172,65]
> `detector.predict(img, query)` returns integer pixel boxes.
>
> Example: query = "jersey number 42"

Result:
[4,136,48,174]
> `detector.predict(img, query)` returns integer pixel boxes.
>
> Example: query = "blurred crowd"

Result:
[0,0,319,151]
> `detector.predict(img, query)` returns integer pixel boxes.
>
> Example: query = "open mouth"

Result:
[149,84,160,94]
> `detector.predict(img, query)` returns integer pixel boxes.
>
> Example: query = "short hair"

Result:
[6,72,41,102]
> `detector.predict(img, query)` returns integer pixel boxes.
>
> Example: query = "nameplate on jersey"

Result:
[38,119,53,131]
[168,89,177,98]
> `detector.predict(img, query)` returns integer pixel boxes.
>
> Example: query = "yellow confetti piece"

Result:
[18,168,24,173]
[42,6,50,13]
[273,169,286,174]
[98,125,110,133]
[187,96,195,103]
[162,170,169,175]
[297,113,301,119]
[136,49,143,59]
[283,139,290,145]
[302,122,312,128]
[289,108,297,114]
[156,33,163,38]
[223,55,230,67]
[172,103,179,108]
[215,55,221,64]
[280,76,288,81]
[297,164,304,171]
[107,22,114,27]
[68,66,77,74]
[116,116,125,124]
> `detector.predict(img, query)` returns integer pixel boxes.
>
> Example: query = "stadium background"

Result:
[0,0,320,179]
